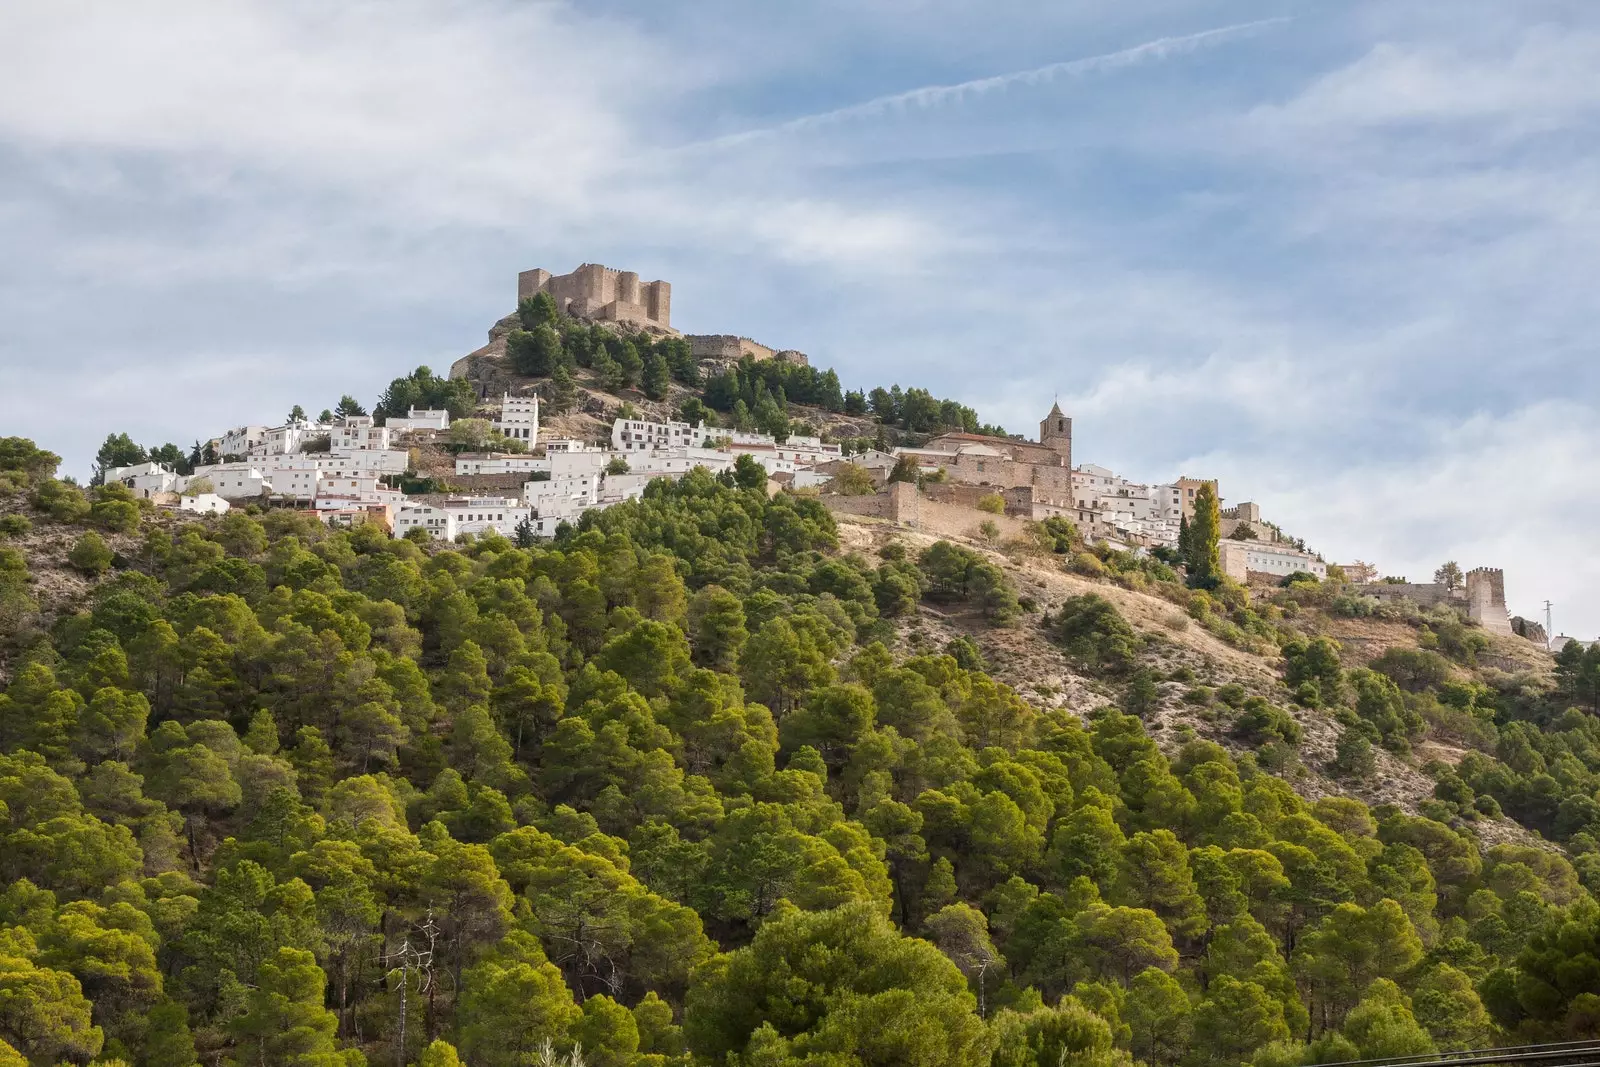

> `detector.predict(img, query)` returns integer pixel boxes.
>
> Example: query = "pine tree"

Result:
[228,947,344,1067]
[546,364,577,414]
[642,353,670,401]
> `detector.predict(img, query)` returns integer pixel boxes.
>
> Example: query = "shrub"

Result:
[68,530,114,574]
[830,463,876,496]
[917,541,1021,624]
[976,493,1006,515]
[1036,516,1078,553]
[1050,593,1137,675]
[31,478,91,523]
[1215,683,1247,708]
[1370,646,1453,692]
[1333,728,1377,778]
[0,514,30,538]
[1233,696,1302,747]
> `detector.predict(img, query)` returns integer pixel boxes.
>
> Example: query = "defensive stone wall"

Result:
[687,335,781,362]
[1362,582,1463,609]
[824,482,1030,540]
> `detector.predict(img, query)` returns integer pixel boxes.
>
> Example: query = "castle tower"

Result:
[1040,401,1072,467]
[1465,567,1515,637]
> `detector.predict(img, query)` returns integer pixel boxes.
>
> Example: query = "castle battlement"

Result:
[518,263,675,335]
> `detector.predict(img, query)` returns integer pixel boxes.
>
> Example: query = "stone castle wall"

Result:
[1362,582,1464,609]
[823,482,1030,540]
[1359,568,1516,637]
[685,335,807,366]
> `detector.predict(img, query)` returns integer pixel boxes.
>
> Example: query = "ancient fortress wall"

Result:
[1362,583,1463,609]
[684,335,810,366]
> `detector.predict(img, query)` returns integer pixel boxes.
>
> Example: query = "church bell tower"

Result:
[1040,401,1072,467]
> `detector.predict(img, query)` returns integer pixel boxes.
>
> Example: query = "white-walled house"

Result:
[178,493,231,515]
[395,503,452,539]
[725,444,795,475]
[385,408,452,432]
[200,465,271,499]
[775,436,842,466]
[217,425,269,458]
[455,453,551,477]
[525,473,601,512]
[493,393,540,445]
[1219,540,1327,582]
[397,496,534,541]
[622,447,735,477]
[313,475,405,510]
[259,421,329,457]
[543,439,601,454]
[331,416,393,452]
[321,450,409,475]
[446,497,532,539]
[612,417,704,452]
[105,462,185,499]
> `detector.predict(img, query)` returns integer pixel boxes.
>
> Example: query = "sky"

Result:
[2,0,1599,634]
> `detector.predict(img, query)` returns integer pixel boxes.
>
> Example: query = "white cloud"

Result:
[1254,26,1600,135]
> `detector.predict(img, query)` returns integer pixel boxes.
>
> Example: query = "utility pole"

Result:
[1545,600,1555,651]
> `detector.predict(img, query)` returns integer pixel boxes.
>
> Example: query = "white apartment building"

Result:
[331,416,393,452]
[493,393,540,445]
[455,453,552,477]
[612,417,704,452]
[385,408,452,432]
[600,473,669,501]
[548,450,611,476]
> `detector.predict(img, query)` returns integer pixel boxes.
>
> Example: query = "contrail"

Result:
[691,18,1290,150]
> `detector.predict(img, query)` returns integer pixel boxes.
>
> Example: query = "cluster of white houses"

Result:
[105,393,1327,580]
[104,394,853,543]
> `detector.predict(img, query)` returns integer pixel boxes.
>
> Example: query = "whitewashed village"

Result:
[106,394,1327,585]
[105,264,1336,585]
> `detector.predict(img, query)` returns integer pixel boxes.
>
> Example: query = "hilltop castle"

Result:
[519,264,676,334]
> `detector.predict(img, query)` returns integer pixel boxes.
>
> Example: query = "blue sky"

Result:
[3,0,1599,635]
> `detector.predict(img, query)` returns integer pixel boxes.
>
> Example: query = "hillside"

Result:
[6,302,1600,1067]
